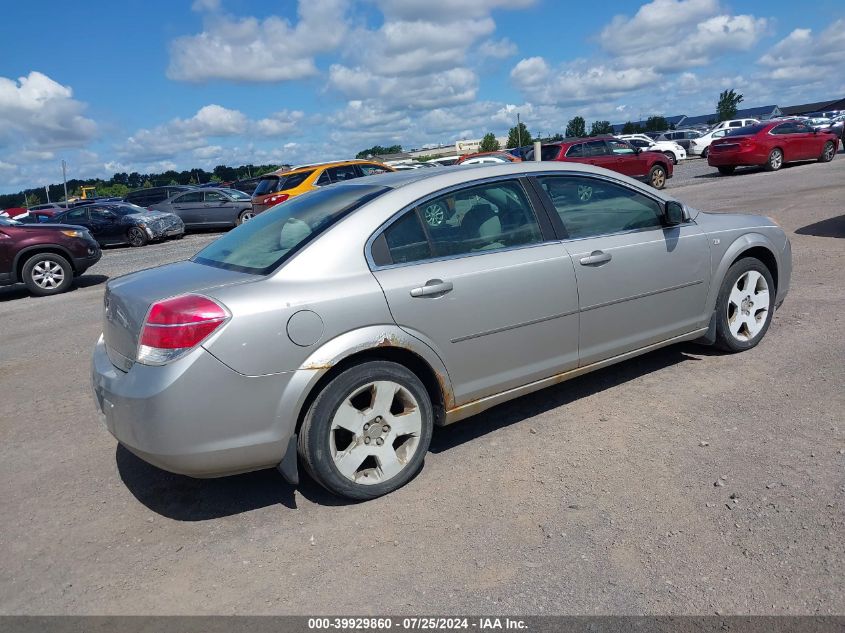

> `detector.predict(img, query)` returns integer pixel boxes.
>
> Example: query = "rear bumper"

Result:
[707,147,768,166]
[91,335,295,477]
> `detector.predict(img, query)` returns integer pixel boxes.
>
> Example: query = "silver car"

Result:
[92,162,791,500]
[149,187,256,229]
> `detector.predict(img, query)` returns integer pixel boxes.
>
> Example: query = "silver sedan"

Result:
[92,162,791,500]
[149,187,255,229]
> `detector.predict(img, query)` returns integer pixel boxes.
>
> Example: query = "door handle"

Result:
[410,279,453,298]
[579,250,612,266]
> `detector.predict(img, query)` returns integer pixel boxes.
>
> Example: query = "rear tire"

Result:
[648,164,667,189]
[764,148,783,171]
[22,253,73,296]
[298,361,433,501]
[237,209,256,225]
[717,166,736,175]
[127,227,148,247]
[714,257,775,353]
[819,141,835,163]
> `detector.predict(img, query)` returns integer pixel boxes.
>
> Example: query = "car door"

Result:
[61,208,92,232]
[202,191,235,225]
[769,122,799,160]
[370,177,580,405]
[606,139,644,177]
[169,191,205,226]
[87,207,122,243]
[534,174,711,366]
[791,121,821,159]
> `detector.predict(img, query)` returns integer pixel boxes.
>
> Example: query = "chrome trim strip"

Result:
[451,309,578,343]
[580,279,704,312]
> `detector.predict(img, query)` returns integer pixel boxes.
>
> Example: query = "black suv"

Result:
[0,216,101,296]
[123,186,195,208]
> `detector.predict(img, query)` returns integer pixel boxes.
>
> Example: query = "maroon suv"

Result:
[535,137,673,189]
[0,216,102,296]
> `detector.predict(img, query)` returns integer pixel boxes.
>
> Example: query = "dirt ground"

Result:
[1,156,843,615]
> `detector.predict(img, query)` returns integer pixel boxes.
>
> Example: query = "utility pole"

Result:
[45,186,51,203]
[61,160,69,208]
[517,112,523,148]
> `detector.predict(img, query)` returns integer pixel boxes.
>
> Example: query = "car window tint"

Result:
[541,145,562,160]
[359,163,390,175]
[177,192,204,203]
[608,140,636,155]
[315,170,331,186]
[403,180,542,261]
[793,122,811,133]
[204,191,227,202]
[538,176,664,239]
[280,170,314,191]
[565,144,584,158]
[771,123,795,135]
[383,211,433,264]
[584,141,608,157]
[65,209,88,221]
[90,208,112,219]
[327,165,360,182]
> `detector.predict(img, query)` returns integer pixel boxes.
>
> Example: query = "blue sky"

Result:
[1,0,843,193]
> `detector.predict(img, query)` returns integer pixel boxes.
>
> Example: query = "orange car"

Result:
[456,151,522,165]
[252,160,393,213]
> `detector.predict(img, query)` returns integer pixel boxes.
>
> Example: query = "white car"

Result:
[428,155,461,166]
[617,134,687,164]
[710,118,759,132]
[687,128,738,157]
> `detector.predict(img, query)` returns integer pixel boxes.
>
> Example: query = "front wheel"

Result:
[298,361,433,500]
[714,257,775,352]
[648,165,667,189]
[819,141,835,163]
[717,166,736,175]
[127,227,148,247]
[22,253,73,296]
[764,148,783,171]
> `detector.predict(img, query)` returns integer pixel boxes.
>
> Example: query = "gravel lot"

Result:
[1,154,843,615]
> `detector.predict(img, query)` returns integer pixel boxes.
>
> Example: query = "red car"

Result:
[0,215,101,296]
[708,119,839,174]
[536,137,673,189]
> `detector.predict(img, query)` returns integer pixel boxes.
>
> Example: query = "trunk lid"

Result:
[102,260,256,371]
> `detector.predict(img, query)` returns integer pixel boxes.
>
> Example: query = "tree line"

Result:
[1,163,282,209]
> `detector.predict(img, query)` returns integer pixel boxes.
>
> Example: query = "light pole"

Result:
[517,112,523,148]
[61,160,69,208]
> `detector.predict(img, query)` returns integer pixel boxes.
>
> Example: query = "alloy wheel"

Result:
[128,228,146,246]
[651,167,666,188]
[726,270,770,341]
[239,211,255,223]
[30,260,65,290]
[823,142,835,161]
[329,380,423,485]
[769,149,783,170]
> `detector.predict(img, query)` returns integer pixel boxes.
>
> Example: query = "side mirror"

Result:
[664,201,685,226]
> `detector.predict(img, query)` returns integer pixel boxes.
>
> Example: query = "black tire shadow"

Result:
[117,342,719,516]
[795,214,845,238]
[430,343,709,454]
[0,273,109,302]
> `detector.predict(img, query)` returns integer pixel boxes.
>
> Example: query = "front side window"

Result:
[359,163,390,176]
[194,185,389,274]
[177,192,204,203]
[771,123,795,135]
[608,140,636,155]
[537,175,664,239]
[327,165,360,182]
[204,191,227,202]
[64,209,88,222]
[315,170,332,186]
[280,170,314,191]
[379,180,542,265]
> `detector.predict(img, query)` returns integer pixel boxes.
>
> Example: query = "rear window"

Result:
[727,124,767,136]
[541,145,562,160]
[193,185,389,275]
[254,171,315,197]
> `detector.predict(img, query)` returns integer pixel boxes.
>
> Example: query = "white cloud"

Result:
[758,20,845,84]
[0,71,96,149]
[168,0,348,82]
[478,38,518,59]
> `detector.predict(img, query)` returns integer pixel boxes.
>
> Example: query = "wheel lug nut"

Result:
[364,437,371,445]
[382,425,390,433]
[375,416,383,423]
[363,423,370,431]
[376,438,384,446]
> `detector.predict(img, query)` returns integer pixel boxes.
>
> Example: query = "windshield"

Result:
[193,184,389,274]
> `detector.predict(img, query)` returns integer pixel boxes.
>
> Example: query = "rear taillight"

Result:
[137,294,229,365]
[266,193,289,205]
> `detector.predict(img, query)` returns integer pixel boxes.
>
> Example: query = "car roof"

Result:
[274,159,391,176]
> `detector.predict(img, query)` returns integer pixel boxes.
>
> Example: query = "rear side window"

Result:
[384,212,433,264]
[193,185,389,274]
[327,165,360,182]
[359,163,390,175]
[565,144,584,158]
[280,170,314,191]
[177,192,204,203]
[584,141,609,157]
